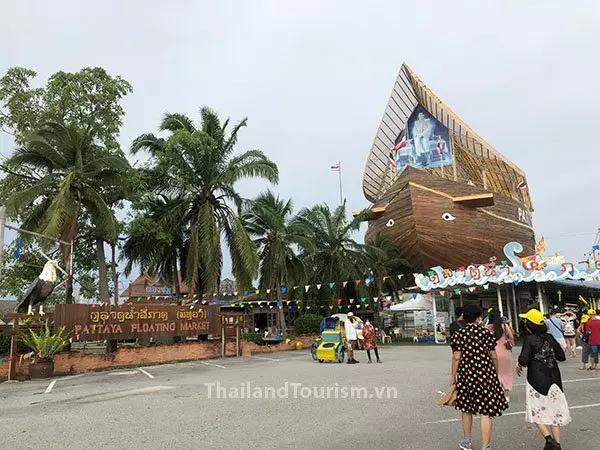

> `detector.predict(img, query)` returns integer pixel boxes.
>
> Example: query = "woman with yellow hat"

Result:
[516,309,570,450]
[577,314,591,370]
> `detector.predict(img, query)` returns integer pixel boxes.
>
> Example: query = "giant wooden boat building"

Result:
[361,63,536,271]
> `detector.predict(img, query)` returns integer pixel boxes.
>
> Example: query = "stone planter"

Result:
[28,360,54,379]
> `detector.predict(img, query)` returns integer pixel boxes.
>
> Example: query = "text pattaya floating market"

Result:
[414,242,600,292]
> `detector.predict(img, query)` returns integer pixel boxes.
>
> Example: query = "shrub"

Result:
[0,334,10,356]
[20,326,68,362]
[295,314,322,335]
[241,332,263,344]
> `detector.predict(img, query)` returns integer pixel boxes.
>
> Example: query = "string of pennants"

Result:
[236,274,406,298]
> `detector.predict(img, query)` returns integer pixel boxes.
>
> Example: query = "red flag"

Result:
[392,131,407,151]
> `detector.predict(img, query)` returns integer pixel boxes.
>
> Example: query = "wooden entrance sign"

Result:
[54,304,220,341]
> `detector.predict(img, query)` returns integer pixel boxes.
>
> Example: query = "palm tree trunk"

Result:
[60,208,80,304]
[277,278,287,338]
[96,239,110,304]
[97,239,116,353]
[111,243,119,306]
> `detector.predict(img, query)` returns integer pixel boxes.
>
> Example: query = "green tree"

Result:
[243,191,308,292]
[0,66,132,148]
[364,234,409,297]
[295,202,365,285]
[129,107,279,294]
[121,195,188,296]
[0,66,133,303]
[2,121,130,302]
[243,191,310,335]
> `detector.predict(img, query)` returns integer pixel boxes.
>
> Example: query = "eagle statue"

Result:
[16,260,59,314]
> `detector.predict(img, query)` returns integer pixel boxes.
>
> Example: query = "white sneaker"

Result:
[459,439,473,450]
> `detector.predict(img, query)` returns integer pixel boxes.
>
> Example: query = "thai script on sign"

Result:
[90,307,168,323]
[414,241,600,291]
[145,285,172,295]
[176,309,207,320]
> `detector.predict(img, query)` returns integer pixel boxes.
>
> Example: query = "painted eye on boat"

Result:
[386,219,395,227]
[442,212,456,221]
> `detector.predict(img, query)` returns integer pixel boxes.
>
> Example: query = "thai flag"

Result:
[392,130,407,151]
[517,180,528,191]
[436,136,443,157]
[330,164,340,172]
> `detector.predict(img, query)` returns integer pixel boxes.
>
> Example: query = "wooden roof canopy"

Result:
[362,63,532,210]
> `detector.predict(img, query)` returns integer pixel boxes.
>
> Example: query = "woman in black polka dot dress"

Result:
[451,304,508,450]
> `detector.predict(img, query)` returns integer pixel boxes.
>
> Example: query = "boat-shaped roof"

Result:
[363,63,530,207]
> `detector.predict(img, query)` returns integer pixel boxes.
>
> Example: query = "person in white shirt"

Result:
[344,312,359,364]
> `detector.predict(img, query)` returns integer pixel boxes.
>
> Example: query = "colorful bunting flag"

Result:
[305,285,310,292]
[316,284,321,290]
[266,289,271,294]
[343,281,348,288]
[329,282,335,289]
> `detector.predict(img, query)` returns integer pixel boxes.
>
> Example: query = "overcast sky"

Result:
[1,1,599,281]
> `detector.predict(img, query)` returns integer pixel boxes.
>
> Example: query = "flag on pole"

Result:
[517,180,528,191]
[330,164,340,172]
[392,130,407,151]
[436,136,443,157]
[387,151,397,168]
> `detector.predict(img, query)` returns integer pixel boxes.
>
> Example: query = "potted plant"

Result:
[20,326,68,379]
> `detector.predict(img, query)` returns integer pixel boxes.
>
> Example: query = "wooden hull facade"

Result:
[365,167,536,272]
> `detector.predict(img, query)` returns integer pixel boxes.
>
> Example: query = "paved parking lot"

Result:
[1,346,599,449]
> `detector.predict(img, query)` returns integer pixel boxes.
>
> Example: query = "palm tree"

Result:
[364,234,409,297]
[121,195,188,296]
[129,107,279,294]
[3,121,130,302]
[243,191,310,334]
[243,191,309,291]
[295,201,366,286]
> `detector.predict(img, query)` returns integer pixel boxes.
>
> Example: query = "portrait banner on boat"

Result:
[393,105,452,173]
[54,304,220,341]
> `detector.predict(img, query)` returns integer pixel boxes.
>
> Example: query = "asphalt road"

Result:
[1,345,598,449]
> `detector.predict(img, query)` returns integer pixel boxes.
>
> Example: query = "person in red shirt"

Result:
[586,309,600,371]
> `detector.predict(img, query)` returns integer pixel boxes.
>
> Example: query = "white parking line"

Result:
[427,402,600,424]
[200,361,227,369]
[137,368,155,379]
[252,356,281,362]
[108,370,139,376]
[44,380,57,394]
